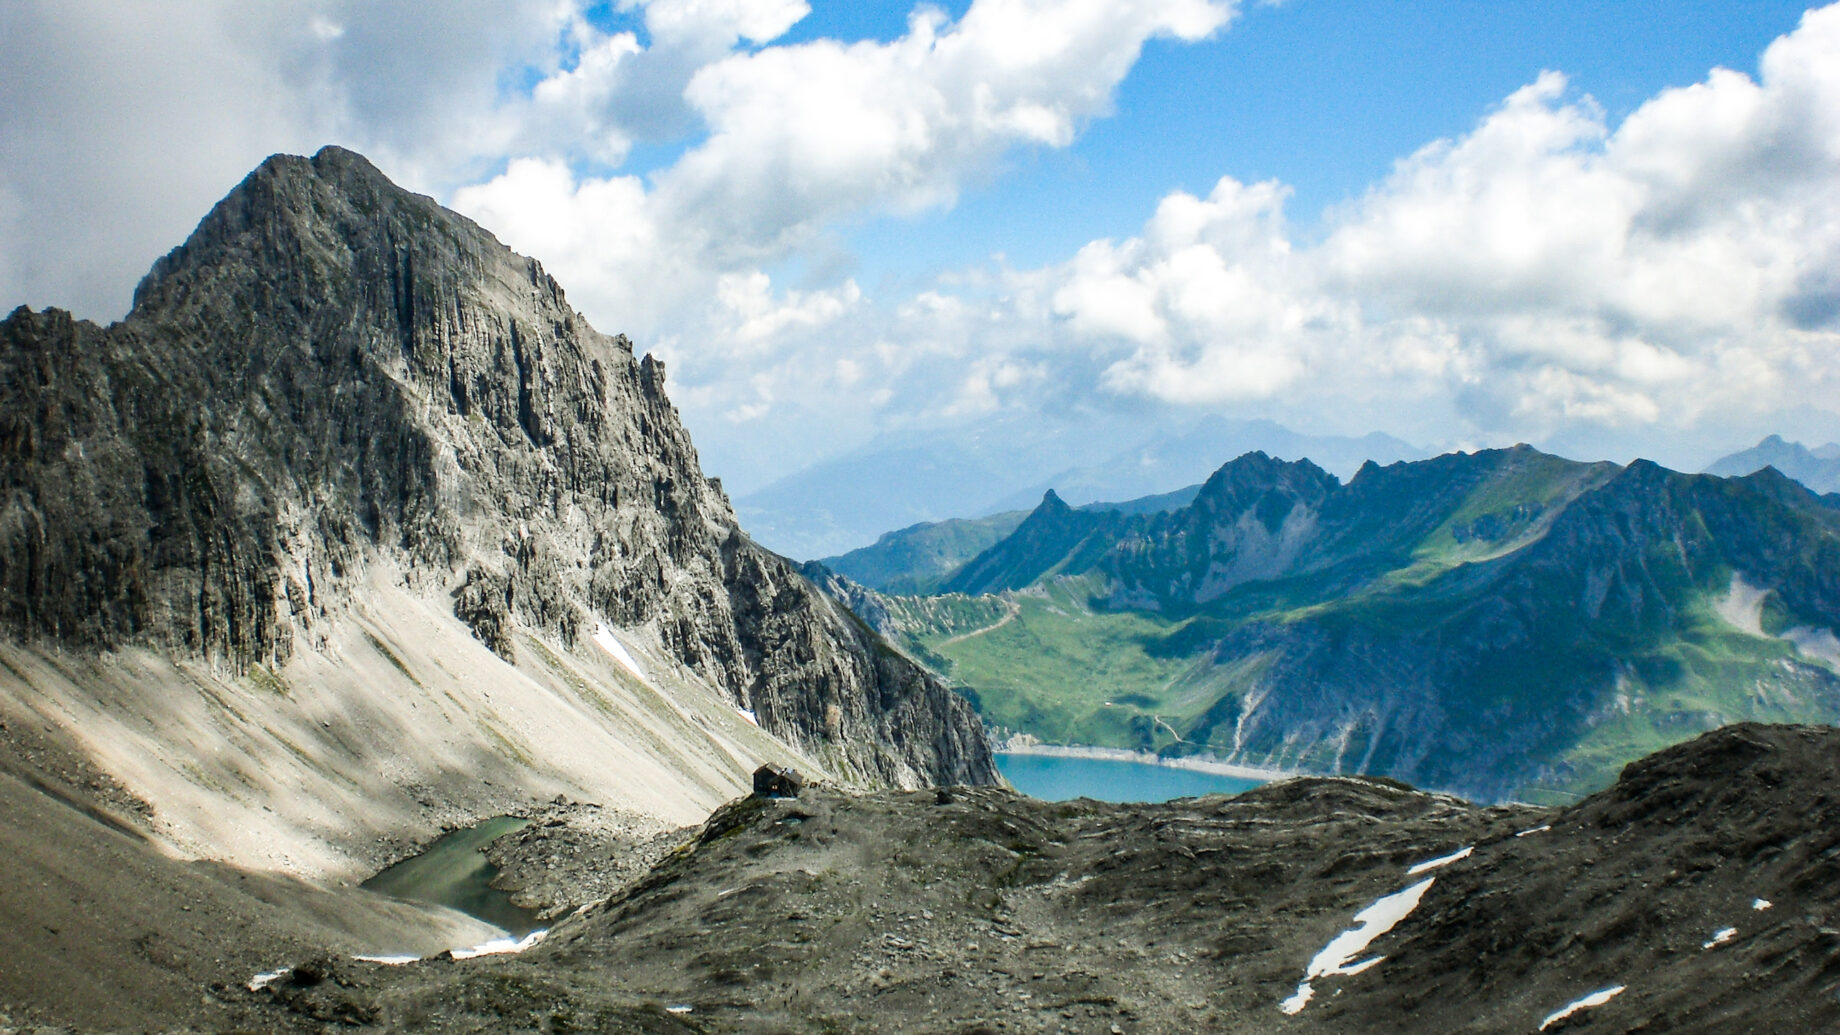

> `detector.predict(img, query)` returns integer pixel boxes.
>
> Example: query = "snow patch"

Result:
[666,1004,694,1014]
[1753,898,1772,911]
[1516,825,1553,837]
[1539,985,1625,1031]
[1702,927,1736,949]
[1407,845,1473,875]
[248,967,289,992]
[450,929,548,959]
[1279,877,1436,1015]
[737,708,759,725]
[354,953,420,965]
[591,624,647,681]
[1304,878,1435,976]
[1279,983,1316,1014]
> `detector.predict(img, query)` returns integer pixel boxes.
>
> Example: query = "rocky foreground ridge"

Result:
[0,147,993,885]
[167,722,1839,1033]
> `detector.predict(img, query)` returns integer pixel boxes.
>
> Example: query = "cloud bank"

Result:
[1047,9,1840,446]
[4,0,1837,486]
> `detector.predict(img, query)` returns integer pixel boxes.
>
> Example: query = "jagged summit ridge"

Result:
[0,146,995,789]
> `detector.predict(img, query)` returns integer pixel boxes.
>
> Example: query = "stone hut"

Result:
[752,763,804,799]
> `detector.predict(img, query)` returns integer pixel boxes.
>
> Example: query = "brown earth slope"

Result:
[0,705,498,1032]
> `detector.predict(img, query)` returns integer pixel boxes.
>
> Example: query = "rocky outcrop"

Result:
[244,724,1840,1033]
[0,146,995,789]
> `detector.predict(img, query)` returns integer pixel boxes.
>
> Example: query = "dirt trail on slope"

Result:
[941,600,1023,645]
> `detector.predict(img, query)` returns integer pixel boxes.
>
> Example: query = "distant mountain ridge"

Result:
[1705,434,1840,494]
[945,452,1341,599]
[982,416,1421,514]
[834,445,1840,801]
[819,482,1202,594]
[737,415,1425,559]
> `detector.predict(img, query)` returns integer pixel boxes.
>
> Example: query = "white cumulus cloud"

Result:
[905,3,1840,452]
[450,0,1241,395]
[636,0,811,46]
[9,0,1839,488]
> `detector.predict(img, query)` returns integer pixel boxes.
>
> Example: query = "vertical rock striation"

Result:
[0,146,995,788]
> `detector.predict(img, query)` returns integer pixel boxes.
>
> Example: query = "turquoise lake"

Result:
[996,752,1265,803]
[361,815,542,935]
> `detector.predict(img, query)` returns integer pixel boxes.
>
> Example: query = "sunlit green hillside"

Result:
[845,448,1840,802]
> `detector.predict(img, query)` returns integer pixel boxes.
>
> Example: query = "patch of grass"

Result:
[917,581,1201,751]
[179,760,231,795]
[1377,454,1612,588]
[877,593,1011,639]
[265,725,362,790]
[825,510,1030,593]
[195,682,250,725]
[480,720,535,767]
[520,632,625,720]
[362,629,422,687]
[1521,626,1836,801]
[1423,453,1606,550]
[244,662,290,698]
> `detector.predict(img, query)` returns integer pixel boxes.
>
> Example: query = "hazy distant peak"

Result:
[1705,435,1840,495]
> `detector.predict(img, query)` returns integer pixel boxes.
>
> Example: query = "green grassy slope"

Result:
[853,450,1840,802]
[820,510,1028,594]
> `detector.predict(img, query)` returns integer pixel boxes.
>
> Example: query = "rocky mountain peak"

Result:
[1191,450,1337,526]
[0,147,995,789]
[1705,433,1840,495]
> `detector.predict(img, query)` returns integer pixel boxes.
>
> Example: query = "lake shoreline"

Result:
[996,743,1295,784]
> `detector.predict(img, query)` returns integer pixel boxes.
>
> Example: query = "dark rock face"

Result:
[0,146,995,789]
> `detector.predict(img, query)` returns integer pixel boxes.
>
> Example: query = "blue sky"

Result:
[839,0,1821,287]
[535,2,1824,292]
[4,0,1838,502]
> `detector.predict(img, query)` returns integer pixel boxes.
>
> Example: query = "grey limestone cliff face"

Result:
[0,145,995,789]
